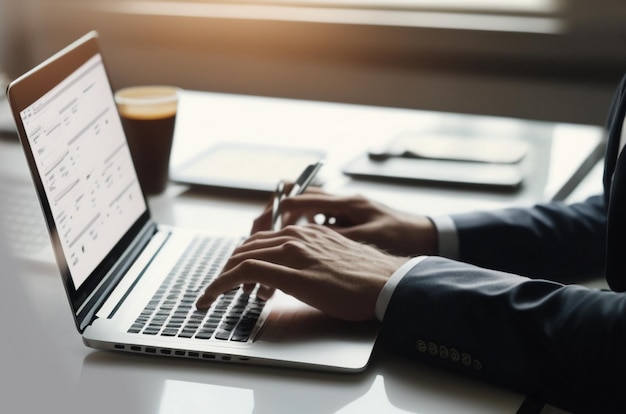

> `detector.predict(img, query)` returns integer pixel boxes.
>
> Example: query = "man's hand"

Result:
[196,224,409,321]
[252,189,438,257]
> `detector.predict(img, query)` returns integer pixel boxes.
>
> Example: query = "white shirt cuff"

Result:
[375,256,428,321]
[430,215,459,259]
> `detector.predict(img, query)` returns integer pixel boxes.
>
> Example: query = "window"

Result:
[95,0,565,34]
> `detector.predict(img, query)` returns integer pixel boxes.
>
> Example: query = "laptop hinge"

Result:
[76,220,160,332]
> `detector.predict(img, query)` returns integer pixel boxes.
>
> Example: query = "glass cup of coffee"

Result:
[114,86,179,195]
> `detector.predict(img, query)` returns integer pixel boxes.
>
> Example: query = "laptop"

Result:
[6,31,378,372]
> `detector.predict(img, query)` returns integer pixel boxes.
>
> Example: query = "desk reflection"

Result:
[78,347,521,414]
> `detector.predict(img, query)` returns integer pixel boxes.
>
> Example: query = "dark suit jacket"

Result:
[379,75,626,413]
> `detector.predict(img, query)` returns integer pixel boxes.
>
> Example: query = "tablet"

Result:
[344,131,527,190]
[170,142,326,194]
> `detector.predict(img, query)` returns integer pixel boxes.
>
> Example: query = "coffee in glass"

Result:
[115,86,179,195]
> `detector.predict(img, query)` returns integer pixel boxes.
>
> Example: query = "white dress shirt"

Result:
[375,215,459,321]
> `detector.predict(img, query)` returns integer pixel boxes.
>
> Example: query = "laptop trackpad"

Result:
[258,291,376,343]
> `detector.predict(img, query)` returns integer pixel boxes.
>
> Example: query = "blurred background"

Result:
[1,0,625,126]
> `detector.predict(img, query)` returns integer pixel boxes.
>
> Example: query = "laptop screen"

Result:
[18,53,147,290]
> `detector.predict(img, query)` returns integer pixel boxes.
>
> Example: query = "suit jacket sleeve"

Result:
[378,74,626,412]
[378,257,626,413]
[448,195,606,282]
[445,73,626,284]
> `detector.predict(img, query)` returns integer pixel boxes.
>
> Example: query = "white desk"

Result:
[0,91,606,414]
[171,90,604,218]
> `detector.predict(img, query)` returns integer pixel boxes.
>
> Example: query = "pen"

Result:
[271,160,324,231]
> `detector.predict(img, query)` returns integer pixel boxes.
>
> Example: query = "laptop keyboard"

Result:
[127,235,266,343]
